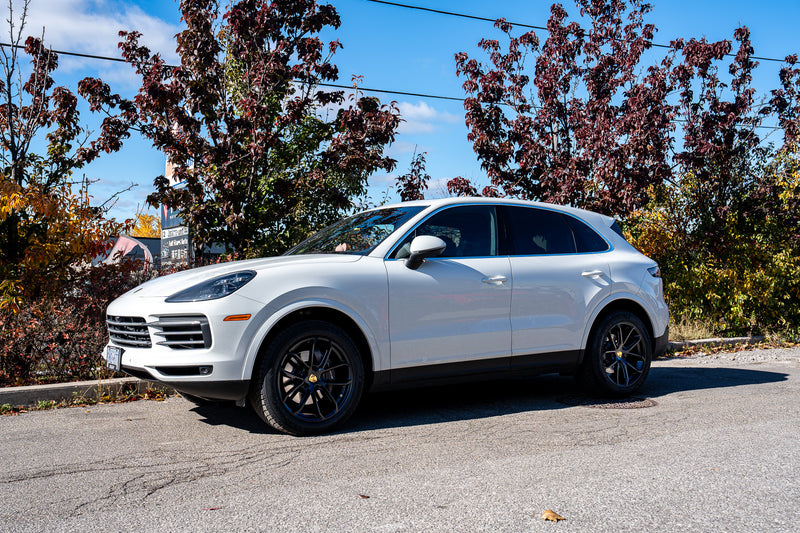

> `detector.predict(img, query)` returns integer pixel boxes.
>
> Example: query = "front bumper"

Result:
[119,365,251,402]
[103,291,266,400]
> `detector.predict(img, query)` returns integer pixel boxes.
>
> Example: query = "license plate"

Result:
[107,346,123,371]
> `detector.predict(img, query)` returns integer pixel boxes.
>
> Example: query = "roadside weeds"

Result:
[0,378,175,416]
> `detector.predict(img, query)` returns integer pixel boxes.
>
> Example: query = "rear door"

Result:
[502,205,612,369]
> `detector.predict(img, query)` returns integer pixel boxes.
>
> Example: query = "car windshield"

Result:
[285,206,426,256]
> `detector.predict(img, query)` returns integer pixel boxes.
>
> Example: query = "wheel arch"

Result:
[580,297,655,366]
[243,302,377,391]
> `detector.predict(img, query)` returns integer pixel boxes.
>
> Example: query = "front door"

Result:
[384,205,512,380]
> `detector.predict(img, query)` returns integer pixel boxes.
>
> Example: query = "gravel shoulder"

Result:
[660,344,800,365]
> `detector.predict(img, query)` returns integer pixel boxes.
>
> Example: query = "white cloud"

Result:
[385,140,421,159]
[368,173,396,187]
[396,101,459,134]
[6,0,181,71]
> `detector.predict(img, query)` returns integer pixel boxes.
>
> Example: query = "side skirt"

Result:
[369,350,581,392]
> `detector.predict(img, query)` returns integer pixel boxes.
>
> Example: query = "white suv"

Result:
[105,198,669,435]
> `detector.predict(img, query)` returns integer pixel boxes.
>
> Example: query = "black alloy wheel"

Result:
[578,311,652,396]
[249,320,364,436]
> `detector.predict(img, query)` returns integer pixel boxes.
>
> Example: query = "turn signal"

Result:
[223,314,251,322]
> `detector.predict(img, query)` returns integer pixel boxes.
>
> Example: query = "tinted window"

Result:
[392,205,498,258]
[505,206,576,255]
[564,215,610,253]
[610,220,627,240]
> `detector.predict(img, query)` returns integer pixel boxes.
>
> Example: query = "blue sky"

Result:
[5,0,800,221]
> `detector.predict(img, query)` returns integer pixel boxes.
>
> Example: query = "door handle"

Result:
[581,270,605,278]
[481,275,508,285]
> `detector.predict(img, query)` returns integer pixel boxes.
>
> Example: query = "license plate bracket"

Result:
[107,346,123,371]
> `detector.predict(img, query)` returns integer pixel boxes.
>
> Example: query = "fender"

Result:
[239,295,385,382]
[579,291,659,362]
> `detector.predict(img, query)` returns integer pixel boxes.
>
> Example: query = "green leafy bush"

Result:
[627,150,800,335]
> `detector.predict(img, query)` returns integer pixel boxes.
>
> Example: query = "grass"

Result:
[668,316,718,341]
[666,317,799,357]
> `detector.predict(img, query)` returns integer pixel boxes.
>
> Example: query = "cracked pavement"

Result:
[1,348,799,532]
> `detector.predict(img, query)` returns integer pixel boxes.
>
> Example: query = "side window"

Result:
[505,206,576,255]
[392,205,498,258]
[564,215,610,253]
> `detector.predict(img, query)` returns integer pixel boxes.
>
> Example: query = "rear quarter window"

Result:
[564,215,610,253]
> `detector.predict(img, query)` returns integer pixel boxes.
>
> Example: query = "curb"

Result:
[667,336,765,352]
[0,377,176,409]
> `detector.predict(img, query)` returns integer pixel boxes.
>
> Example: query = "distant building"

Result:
[97,235,161,269]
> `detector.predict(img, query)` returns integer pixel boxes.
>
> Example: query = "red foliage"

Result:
[396,151,430,201]
[446,177,478,197]
[81,0,400,258]
[0,263,143,387]
[452,0,800,218]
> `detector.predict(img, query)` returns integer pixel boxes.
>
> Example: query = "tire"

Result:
[577,311,652,397]
[248,320,365,436]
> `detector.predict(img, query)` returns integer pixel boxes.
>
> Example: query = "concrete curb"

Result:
[0,335,769,408]
[667,336,765,352]
[0,377,176,409]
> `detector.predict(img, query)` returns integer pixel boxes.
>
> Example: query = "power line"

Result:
[364,0,789,64]
[322,82,464,101]
[0,42,128,63]
[0,41,783,130]
[0,41,464,101]
[364,0,548,31]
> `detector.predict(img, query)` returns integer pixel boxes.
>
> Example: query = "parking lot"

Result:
[2,348,799,532]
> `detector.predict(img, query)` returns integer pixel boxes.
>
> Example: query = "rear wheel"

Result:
[248,320,364,436]
[578,311,652,396]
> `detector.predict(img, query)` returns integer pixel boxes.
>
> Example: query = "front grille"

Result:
[107,316,151,348]
[151,315,212,350]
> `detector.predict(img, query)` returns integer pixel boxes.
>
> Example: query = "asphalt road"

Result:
[1,348,799,532]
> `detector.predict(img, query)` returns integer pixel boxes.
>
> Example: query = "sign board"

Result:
[161,225,191,263]
[160,160,192,264]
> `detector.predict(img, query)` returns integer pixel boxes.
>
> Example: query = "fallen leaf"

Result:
[358,494,370,499]
[541,509,565,522]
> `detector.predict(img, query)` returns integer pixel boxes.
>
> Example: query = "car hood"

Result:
[124,254,363,298]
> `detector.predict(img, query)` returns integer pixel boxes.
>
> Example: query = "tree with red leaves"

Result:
[83,0,401,259]
[396,150,430,201]
[451,0,800,220]
[447,0,800,332]
[453,0,673,216]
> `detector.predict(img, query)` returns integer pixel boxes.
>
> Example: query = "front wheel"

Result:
[577,311,652,397]
[248,320,364,436]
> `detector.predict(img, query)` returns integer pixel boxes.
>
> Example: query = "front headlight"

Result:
[165,271,256,303]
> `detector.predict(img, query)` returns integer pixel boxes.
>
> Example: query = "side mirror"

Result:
[406,235,446,270]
